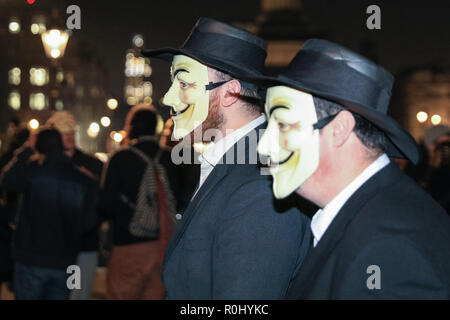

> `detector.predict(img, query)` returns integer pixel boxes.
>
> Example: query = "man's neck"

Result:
[300,154,377,208]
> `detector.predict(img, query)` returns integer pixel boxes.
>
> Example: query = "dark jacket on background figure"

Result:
[1,147,98,269]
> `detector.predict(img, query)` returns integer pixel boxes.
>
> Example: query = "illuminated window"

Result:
[55,100,64,110]
[8,67,21,85]
[30,68,49,86]
[144,63,152,77]
[9,18,20,34]
[143,82,153,96]
[125,57,146,77]
[56,71,64,83]
[31,23,46,35]
[8,91,21,110]
[30,93,48,110]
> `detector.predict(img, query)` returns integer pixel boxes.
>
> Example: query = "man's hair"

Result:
[129,109,158,140]
[313,96,386,159]
[35,129,64,155]
[211,68,261,115]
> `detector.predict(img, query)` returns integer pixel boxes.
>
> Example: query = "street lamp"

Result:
[40,28,69,111]
[41,29,69,59]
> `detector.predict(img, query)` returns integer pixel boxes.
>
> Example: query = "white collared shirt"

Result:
[194,114,266,195]
[310,153,390,247]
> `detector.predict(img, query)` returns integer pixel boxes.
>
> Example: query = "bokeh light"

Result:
[431,114,442,125]
[107,98,118,110]
[416,111,428,123]
[28,119,39,130]
[100,116,111,127]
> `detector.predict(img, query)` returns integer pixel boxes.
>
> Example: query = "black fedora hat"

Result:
[142,17,267,78]
[241,39,419,164]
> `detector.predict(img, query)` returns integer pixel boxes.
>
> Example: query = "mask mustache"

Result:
[170,105,191,117]
[268,152,294,167]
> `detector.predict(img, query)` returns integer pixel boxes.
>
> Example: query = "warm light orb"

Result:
[113,132,123,143]
[50,48,61,58]
[431,114,442,126]
[29,119,39,130]
[100,116,111,127]
[9,21,20,33]
[107,98,118,110]
[89,122,100,134]
[416,111,428,123]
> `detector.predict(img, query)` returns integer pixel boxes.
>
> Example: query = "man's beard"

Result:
[190,91,225,143]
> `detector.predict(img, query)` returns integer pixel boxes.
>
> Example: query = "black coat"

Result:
[162,123,312,299]
[1,148,98,270]
[286,162,450,299]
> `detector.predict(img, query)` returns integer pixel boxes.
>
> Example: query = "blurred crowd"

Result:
[0,105,198,300]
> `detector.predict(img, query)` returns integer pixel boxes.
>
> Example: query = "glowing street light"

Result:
[431,114,442,126]
[101,116,111,127]
[416,111,428,123]
[113,132,123,143]
[9,21,20,34]
[28,119,39,130]
[41,29,69,59]
[107,98,118,110]
[87,122,100,138]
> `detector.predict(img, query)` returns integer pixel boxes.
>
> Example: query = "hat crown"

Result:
[282,39,394,114]
[298,39,393,93]
[187,17,267,52]
[142,18,267,77]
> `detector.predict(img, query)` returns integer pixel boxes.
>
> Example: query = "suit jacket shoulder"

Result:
[287,162,450,299]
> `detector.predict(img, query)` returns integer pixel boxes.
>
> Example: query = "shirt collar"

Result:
[199,114,266,166]
[311,153,390,246]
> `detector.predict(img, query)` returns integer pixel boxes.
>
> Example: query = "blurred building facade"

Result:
[0,0,112,153]
[398,67,450,141]
[124,34,153,107]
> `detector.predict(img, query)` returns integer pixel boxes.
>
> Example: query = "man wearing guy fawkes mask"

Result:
[142,18,311,299]
[242,39,450,299]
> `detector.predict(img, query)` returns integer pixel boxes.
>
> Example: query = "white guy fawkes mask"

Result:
[162,55,210,139]
[257,85,320,199]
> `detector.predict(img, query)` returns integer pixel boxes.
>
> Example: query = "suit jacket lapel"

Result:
[163,121,267,267]
[287,162,402,299]
[163,163,229,266]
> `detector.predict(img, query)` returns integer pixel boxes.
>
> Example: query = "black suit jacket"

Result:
[286,162,450,299]
[162,122,311,299]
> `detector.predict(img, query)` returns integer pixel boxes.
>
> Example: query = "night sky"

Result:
[69,0,449,119]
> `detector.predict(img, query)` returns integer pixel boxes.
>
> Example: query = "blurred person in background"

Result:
[99,104,176,300]
[0,128,98,300]
[427,139,450,214]
[46,111,104,300]
[0,127,30,294]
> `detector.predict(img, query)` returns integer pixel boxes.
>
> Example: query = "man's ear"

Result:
[220,79,241,107]
[330,110,355,147]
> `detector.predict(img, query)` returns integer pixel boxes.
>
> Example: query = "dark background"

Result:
[73,0,449,119]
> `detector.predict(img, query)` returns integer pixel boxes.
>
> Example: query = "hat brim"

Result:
[241,74,420,164]
[142,47,263,78]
